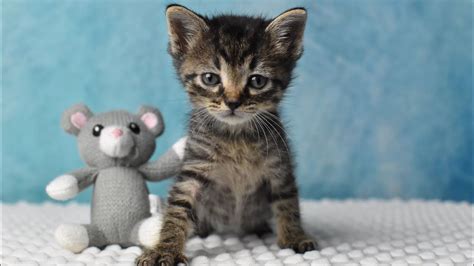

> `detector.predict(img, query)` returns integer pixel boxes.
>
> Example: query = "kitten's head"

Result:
[166,5,307,126]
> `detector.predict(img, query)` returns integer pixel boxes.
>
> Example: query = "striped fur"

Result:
[137,5,315,266]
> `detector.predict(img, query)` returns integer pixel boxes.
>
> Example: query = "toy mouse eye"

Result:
[128,123,140,134]
[92,124,104,137]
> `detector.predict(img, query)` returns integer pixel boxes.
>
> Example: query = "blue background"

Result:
[2,0,472,203]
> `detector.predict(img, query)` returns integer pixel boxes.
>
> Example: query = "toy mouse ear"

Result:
[61,103,93,136]
[138,106,164,137]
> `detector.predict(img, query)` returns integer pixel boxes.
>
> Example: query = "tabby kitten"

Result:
[137,4,315,265]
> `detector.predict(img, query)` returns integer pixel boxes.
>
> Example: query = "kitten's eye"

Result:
[128,123,140,134]
[249,75,268,89]
[201,73,221,86]
[92,124,104,137]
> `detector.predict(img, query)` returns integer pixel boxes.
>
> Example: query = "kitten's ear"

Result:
[166,5,208,57]
[266,8,307,59]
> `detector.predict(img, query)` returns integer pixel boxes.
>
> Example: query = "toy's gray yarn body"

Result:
[91,167,150,246]
[46,104,185,252]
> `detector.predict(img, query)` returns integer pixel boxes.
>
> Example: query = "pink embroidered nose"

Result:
[111,128,123,138]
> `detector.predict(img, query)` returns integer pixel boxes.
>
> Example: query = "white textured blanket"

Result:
[1,199,472,265]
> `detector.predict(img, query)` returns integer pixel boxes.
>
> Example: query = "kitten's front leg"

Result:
[270,174,317,253]
[136,178,201,266]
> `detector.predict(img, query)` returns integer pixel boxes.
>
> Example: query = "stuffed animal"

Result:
[45,104,187,253]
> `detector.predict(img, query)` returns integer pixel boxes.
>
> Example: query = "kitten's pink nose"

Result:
[111,128,123,138]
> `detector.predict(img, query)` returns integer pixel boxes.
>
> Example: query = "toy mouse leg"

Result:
[130,215,163,248]
[55,224,106,253]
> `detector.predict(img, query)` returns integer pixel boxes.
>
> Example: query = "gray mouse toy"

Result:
[46,104,187,253]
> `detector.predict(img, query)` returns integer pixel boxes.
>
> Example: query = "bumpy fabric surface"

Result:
[1,200,472,265]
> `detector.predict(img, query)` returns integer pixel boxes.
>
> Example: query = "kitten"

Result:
[137,4,316,265]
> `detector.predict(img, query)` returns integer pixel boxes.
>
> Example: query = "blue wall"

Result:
[2,0,472,203]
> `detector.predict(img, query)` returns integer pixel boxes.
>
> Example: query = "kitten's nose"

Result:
[225,100,242,112]
[111,128,123,138]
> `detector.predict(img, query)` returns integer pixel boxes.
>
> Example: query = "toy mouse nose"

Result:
[111,128,123,138]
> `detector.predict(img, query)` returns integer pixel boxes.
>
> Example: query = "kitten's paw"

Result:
[296,238,318,253]
[136,248,187,266]
[46,175,79,200]
[278,236,318,253]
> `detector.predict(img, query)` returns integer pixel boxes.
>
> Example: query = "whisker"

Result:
[260,111,291,140]
[259,112,291,157]
[256,113,281,161]
[194,114,212,136]
[250,116,269,158]
[189,108,210,136]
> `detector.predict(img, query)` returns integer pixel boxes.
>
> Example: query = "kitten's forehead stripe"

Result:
[218,49,232,65]
[213,57,221,70]
[207,16,268,67]
[249,57,258,71]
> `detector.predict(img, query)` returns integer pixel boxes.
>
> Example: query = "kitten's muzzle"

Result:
[224,99,242,113]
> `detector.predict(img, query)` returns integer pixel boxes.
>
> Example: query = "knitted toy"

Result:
[45,104,187,253]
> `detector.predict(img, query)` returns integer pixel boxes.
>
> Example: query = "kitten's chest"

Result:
[209,138,271,194]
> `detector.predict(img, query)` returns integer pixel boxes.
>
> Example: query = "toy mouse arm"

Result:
[46,167,98,201]
[139,137,187,181]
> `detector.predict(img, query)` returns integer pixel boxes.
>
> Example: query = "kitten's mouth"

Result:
[212,110,251,125]
[226,111,238,117]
